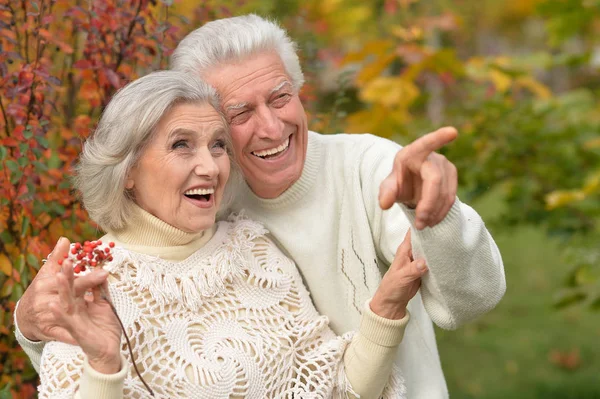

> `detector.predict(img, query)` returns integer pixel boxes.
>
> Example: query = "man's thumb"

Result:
[379,174,398,210]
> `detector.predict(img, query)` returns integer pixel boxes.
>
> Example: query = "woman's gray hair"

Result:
[170,14,304,92]
[74,70,240,232]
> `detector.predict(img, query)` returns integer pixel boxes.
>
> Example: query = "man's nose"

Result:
[255,105,284,140]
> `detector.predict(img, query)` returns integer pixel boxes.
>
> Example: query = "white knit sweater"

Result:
[229,131,507,399]
[26,209,410,398]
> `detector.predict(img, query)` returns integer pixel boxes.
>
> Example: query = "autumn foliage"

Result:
[0,0,237,396]
[1,0,599,397]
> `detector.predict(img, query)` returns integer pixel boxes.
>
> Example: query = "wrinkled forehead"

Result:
[201,52,293,107]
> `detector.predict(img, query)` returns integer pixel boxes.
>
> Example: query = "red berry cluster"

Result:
[57,240,116,274]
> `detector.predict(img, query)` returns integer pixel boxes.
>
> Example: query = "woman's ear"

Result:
[125,176,135,190]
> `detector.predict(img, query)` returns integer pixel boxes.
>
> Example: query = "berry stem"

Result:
[99,286,154,397]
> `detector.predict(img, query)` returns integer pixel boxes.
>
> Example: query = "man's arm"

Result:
[15,237,110,371]
[361,131,506,329]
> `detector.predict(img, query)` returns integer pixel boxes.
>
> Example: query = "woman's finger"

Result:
[73,268,109,297]
[56,261,76,315]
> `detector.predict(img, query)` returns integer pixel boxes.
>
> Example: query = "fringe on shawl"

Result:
[107,216,268,312]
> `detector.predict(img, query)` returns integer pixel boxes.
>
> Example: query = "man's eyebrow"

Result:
[226,102,249,112]
[225,81,292,112]
[270,80,292,94]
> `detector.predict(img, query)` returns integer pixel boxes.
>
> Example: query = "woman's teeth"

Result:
[252,138,289,158]
[184,188,214,196]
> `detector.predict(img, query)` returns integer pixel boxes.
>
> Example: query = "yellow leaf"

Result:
[343,40,394,64]
[360,76,419,108]
[489,69,512,93]
[584,137,600,149]
[582,171,600,195]
[545,190,586,210]
[0,253,12,277]
[355,53,396,87]
[516,76,552,99]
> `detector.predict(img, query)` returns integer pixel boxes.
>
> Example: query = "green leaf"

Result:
[58,180,71,190]
[0,146,7,161]
[0,384,12,399]
[18,156,28,167]
[33,160,48,172]
[26,253,40,270]
[553,290,587,309]
[0,231,13,245]
[21,216,30,237]
[23,129,33,139]
[35,135,50,149]
[5,160,19,172]
[47,150,61,168]
[40,119,49,126]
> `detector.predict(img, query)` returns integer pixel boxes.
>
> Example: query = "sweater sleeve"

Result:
[37,340,127,399]
[360,135,506,329]
[75,355,128,399]
[344,301,409,399]
[14,300,46,373]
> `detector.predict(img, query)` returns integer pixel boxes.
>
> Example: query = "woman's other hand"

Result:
[370,230,427,320]
[49,260,122,374]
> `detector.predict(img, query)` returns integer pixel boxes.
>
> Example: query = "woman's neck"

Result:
[103,204,216,262]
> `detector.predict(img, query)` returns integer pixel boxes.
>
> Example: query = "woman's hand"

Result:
[16,237,109,343]
[49,259,122,374]
[371,230,428,320]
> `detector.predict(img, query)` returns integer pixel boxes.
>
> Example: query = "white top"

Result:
[25,208,409,398]
[230,131,507,399]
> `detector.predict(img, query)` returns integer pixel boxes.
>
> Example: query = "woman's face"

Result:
[127,102,231,233]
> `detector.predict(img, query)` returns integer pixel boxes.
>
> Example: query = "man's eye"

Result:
[272,93,291,107]
[230,111,250,124]
[172,140,188,149]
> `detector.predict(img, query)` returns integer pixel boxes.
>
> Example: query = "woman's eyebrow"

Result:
[167,128,195,140]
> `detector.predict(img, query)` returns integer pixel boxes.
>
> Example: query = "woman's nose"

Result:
[193,150,219,178]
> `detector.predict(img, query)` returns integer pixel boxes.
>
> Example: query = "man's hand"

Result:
[16,237,110,344]
[371,230,427,320]
[379,126,458,230]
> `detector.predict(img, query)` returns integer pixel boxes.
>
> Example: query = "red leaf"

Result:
[73,59,93,69]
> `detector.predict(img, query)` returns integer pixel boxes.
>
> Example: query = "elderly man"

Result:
[15,14,505,399]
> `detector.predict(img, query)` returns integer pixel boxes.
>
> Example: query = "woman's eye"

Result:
[212,139,227,152]
[172,140,188,149]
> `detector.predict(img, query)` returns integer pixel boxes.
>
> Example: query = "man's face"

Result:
[203,52,308,199]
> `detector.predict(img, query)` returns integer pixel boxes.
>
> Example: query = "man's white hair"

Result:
[171,14,305,91]
[74,70,239,232]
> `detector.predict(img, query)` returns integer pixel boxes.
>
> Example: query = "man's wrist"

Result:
[15,300,40,342]
[370,296,408,320]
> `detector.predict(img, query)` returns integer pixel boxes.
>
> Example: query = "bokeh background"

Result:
[1,0,599,398]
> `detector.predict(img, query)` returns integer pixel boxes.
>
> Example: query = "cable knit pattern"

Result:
[36,217,406,398]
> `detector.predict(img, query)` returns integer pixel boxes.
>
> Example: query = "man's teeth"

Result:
[185,188,214,196]
[252,138,289,158]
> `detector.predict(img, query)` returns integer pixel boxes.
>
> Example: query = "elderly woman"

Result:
[35,70,426,399]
